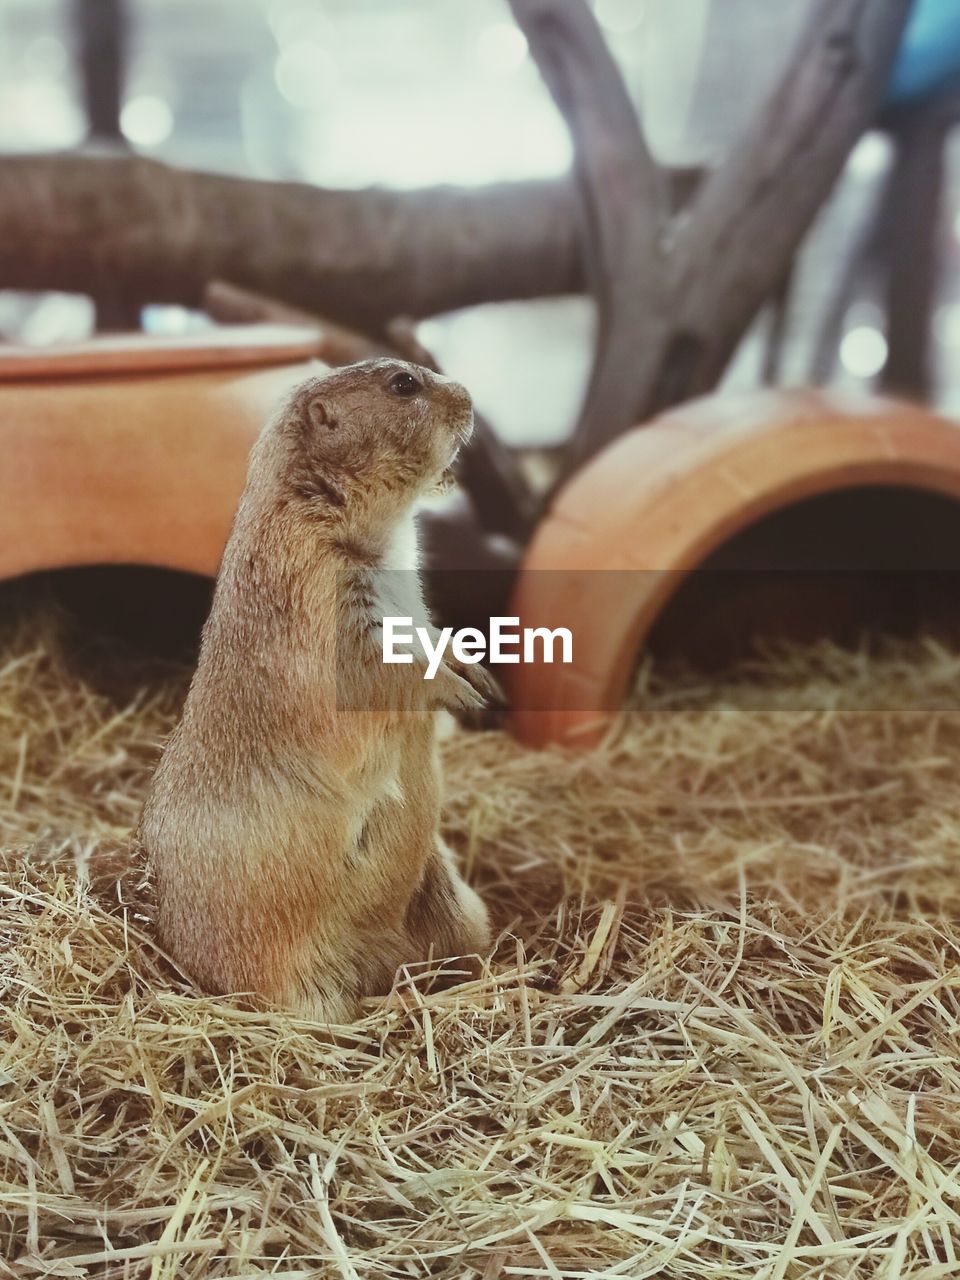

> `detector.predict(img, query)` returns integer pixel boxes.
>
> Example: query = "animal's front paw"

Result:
[433,665,488,715]
[443,659,505,709]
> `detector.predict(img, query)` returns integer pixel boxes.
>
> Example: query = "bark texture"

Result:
[0,153,581,331]
[512,0,916,479]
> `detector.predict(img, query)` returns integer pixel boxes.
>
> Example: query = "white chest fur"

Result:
[374,513,430,628]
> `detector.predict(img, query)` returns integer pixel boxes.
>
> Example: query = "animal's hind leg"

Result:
[404,841,490,970]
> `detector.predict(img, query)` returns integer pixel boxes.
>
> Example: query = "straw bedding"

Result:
[2,602,960,1278]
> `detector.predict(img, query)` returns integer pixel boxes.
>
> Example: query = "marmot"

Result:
[139,359,493,1022]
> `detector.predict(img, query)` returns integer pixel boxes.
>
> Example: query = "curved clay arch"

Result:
[0,332,328,582]
[509,389,960,747]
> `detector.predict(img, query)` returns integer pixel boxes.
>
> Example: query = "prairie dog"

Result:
[139,359,492,1022]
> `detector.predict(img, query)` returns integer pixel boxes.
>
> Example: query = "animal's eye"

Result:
[387,370,422,398]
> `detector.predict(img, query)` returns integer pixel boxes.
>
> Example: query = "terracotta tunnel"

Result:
[508,389,960,747]
[0,328,328,583]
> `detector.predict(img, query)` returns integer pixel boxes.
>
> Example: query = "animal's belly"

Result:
[345,724,440,910]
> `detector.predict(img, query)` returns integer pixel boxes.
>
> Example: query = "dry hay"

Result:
[1,602,960,1278]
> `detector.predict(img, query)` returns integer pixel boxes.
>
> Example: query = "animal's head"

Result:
[266,358,473,524]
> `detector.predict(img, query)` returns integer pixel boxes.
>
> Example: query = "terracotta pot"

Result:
[509,389,960,748]
[0,326,329,580]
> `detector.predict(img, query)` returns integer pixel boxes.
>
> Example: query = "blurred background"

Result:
[3,0,960,448]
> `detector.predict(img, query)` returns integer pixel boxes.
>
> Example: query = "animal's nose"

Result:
[443,378,472,412]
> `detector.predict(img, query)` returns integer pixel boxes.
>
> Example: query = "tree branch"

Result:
[509,0,668,478]
[557,0,915,477]
[672,0,915,394]
[0,152,581,332]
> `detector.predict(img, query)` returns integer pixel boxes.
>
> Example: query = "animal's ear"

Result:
[307,397,338,432]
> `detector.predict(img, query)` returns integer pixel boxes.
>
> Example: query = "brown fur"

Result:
[138,359,492,1022]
